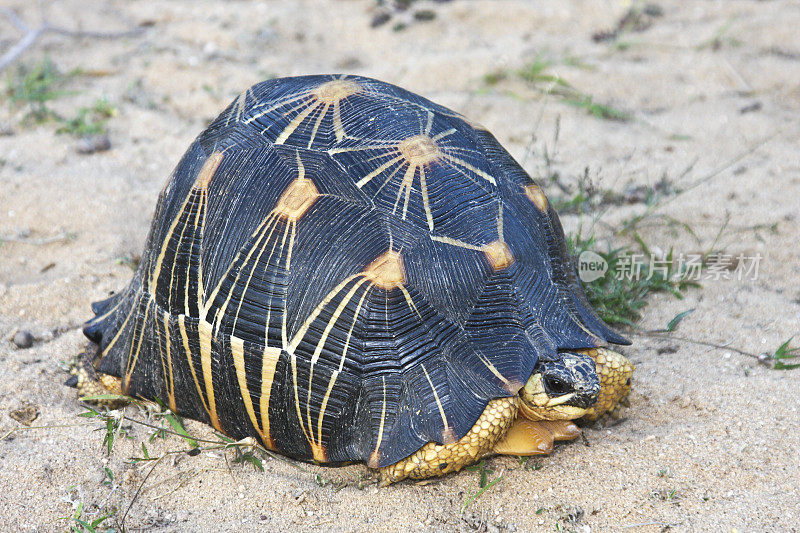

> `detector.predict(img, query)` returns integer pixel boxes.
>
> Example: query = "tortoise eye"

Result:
[544,375,572,396]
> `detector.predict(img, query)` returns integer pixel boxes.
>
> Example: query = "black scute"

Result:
[480,129,630,347]
[84,74,628,469]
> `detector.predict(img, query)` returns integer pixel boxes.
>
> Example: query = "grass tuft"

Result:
[565,94,630,121]
[4,57,77,123]
[517,455,543,471]
[4,58,116,136]
[652,487,682,502]
[462,460,503,512]
[78,405,128,455]
[482,55,630,121]
[57,98,116,136]
[770,338,800,370]
[59,486,116,533]
[568,233,699,326]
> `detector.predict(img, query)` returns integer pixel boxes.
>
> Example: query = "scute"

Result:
[330,101,499,245]
[84,74,627,469]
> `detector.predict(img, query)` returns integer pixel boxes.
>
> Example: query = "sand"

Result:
[1,1,799,531]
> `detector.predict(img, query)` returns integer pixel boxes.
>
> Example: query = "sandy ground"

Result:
[1,1,799,531]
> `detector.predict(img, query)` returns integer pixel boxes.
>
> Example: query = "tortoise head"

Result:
[518,351,601,421]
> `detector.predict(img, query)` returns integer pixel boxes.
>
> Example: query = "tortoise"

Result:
[69,75,634,484]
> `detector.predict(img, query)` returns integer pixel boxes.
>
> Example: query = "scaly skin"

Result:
[579,348,634,422]
[379,397,519,485]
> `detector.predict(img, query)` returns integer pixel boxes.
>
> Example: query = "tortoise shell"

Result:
[83,75,627,467]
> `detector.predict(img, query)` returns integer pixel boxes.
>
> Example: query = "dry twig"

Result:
[0,6,144,72]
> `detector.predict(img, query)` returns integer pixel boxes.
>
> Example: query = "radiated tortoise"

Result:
[69,75,634,484]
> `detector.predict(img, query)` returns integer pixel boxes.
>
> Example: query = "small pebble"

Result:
[642,4,664,17]
[75,134,112,154]
[413,10,436,21]
[13,330,34,349]
[203,41,219,57]
[371,12,391,27]
[739,101,762,114]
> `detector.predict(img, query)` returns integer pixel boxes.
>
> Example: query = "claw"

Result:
[538,420,581,441]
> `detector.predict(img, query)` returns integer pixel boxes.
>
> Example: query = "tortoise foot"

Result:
[66,343,126,408]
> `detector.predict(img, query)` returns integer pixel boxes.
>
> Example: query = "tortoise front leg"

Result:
[493,418,581,456]
[379,397,518,485]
